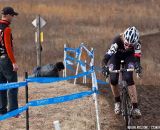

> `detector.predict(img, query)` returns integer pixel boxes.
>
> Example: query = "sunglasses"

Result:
[5,14,14,17]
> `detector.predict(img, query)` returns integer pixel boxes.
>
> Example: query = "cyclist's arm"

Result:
[134,41,141,63]
[103,43,118,65]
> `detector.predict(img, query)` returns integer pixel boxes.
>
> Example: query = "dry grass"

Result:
[0,81,97,130]
[0,0,159,84]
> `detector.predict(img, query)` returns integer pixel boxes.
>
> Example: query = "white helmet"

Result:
[123,26,139,45]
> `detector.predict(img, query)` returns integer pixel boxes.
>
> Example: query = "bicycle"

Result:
[108,60,137,130]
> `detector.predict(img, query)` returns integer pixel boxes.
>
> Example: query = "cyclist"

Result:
[102,26,142,118]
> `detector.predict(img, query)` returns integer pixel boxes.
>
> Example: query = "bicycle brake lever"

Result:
[136,73,142,79]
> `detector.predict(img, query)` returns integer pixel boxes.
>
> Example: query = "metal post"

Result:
[74,45,82,85]
[36,15,42,66]
[63,44,67,77]
[25,72,29,130]
[83,60,87,84]
[90,48,101,130]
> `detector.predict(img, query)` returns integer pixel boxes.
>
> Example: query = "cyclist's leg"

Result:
[109,54,121,100]
[124,55,141,117]
[124,55,138,104]
[109,55,121,114]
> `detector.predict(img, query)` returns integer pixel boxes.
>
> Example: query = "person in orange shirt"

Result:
[0,7,19,117]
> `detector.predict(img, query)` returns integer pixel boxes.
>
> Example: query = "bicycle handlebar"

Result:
[109,68,141,78]
[109,68,134,73]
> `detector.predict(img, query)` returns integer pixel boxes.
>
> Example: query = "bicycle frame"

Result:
[109,60,134,130]
[120,79,133,130]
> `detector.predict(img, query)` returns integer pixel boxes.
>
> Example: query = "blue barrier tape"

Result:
[0,67,94,90]
[0,81,27,90]
[66,57,107,85]
[66,55,86,66]
[92,87,100,94]
[80,63,86,72]
[65,46,100,70]
[64,47,78,53]
[81,45,93,58]
[0,104,28,121]
[29,90,94,107]
[92,87,97,92]
[66,64,75,72]
[27,69,93,83]
[76,47,81,55]
[66,59,74,65]
[0,89,96,121]
[86,75,108,85]
[97,79,108,85]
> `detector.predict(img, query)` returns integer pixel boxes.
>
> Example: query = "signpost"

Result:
[32,15,46,66]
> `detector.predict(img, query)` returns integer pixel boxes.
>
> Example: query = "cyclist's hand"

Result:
[136,72,143,78]
[135,64,142,74]
[135,62,142,78]
[102,66,109,78]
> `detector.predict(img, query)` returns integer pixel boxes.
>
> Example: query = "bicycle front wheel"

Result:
[121,89,129,129]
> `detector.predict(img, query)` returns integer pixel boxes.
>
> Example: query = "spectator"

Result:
[32,62,65,77]
[0,7,19,117]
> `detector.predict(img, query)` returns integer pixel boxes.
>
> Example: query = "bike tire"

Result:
[121,88,129,130]
[127,94,133,129]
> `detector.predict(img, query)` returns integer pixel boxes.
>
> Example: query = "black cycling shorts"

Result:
[108,54,135,86]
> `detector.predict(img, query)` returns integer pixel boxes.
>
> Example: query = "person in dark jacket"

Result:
[102,27,142,118]
[32,62,65,77]
[0,7,19,117]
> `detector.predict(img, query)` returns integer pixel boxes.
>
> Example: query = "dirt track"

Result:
[99,84,160,130]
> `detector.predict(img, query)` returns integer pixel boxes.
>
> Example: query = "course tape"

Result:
[81,45,93,58]
[86,75,108,85]
[66,55,86,66]
[97,79,108,85]
[66,59,74,65]
[64,47,78,53]
[0,104,28,121]
[64,47,81,55]
[66,56,108,84]
[0,69,93,89]
[27,69,93,83]
[0,90,95,121]
[29,90,94,106]
[0,81,27,90]
[66,64,75,72]
[65,53,102,73]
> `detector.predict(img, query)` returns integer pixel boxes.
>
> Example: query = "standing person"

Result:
[102,27,142,118]
[0,7,19,117]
